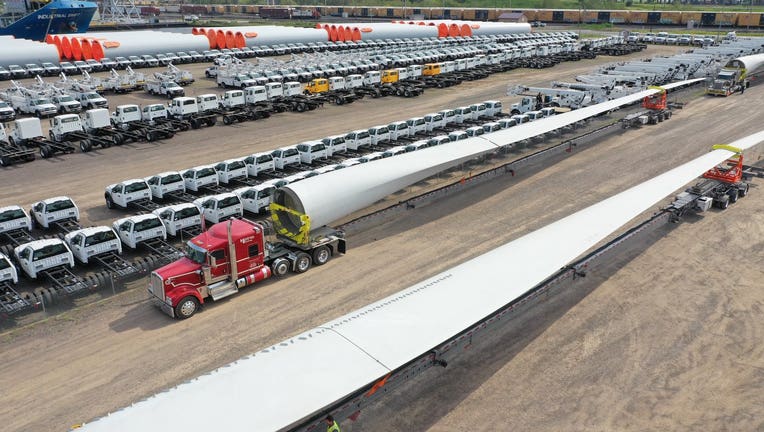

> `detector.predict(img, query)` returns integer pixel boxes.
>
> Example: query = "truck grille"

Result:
[150,272,164,299]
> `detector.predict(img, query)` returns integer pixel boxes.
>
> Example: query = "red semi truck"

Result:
[148,215,345,319]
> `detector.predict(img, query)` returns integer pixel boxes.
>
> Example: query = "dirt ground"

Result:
[1,45,762,432]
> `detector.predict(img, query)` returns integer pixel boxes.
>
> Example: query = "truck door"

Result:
[209,249,229,278]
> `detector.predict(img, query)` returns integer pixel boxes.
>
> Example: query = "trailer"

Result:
[218,90,270,125]
[13,239,90,298]
[0,123,35,166]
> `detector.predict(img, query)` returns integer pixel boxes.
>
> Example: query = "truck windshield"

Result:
[219,196,240,208]
[186,242,207,264]
[197,167,215,178]
[58,96,74,102]
[163,173,182,183]
[46,199,75,212]
[0,208,25,222]
[32,243,68,261]
[175,207,199,220]
[84,230,116,247]
[0,257,9,269]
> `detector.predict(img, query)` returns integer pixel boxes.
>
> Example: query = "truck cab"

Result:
[181,165,219,192]
[0,253,18,285]
[169,97,199,118]
[244,152,276,177]
[438,109,456,126]
[142,103,172,123]
[423,63,441,76]
[498,118,518,129]
[234,184,276,214]
[465,126,485,137]
[381,69,399,84]
[196,94,219,112]
[193,193,243,224]
[423,113,445,132]
[113,214,167,249]
[270,147,301,169]
[363,71,381,86]
[111,104,142,128]
[153,203,203,237]
[482,122,502,133]
[448,130,469,141]
[220,90,246,109]
[145,171,186,200]
[265,82,283,99]
[49,114,84,141]
[345,130,371,151]
[30,196,79,229]
[104,179,152,209]
[469,103,488,121]
[14,239,74,279]
[77,92,108,109]
[511,113,530,124]
[0,205,32,234]
[453,107,473,124]
[212,159,246,184]
[64,226,122,264]
[51,94,81,114]
[484,100,503,117]
[296,141,329,164]
[388,121,411,141]
[82,108,111,132]
[405,117,426,135]
[244,86,268,104]
[368,125,391,146]
[10,118,44,144]
[321,135,348,156]
[525,111,544,121]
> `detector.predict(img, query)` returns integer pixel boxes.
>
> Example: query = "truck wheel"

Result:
[113,133,124,145]
[105,194,114,209]
[293,253,311,273]
[716,196,730,210]
[312,246,331,266]
[80,139,92,153]
[728,189,739,203]
[0,155,10,167]
[206,118,217,127]
[404,89,412,97]
[174,296,199,319]
[223,115,232,125]
[40,145,52,159]
[334,96,344,105]
[739,183,749,197]
[49,130,57,142]
[146,131,155,141]
[190,119,201,129]
[296,103,306,112]
[271,258,290,277]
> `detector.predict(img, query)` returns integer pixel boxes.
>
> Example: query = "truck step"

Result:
[208,281,238,301]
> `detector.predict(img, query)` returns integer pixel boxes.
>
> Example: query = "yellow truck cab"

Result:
[382,69,399,84]
[423,63,441,76]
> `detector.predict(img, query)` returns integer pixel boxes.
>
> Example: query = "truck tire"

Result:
[113,133,124,145]
[206,118,217,127]
[0,155,10,167]
[49,130,57,142]
[296,102,306,112]
[334,96,344,105]
[105,194,115,209]
[40,145,52,159]
[312,246,331,266]
[716,196,730,210]
[190,118,201,129]
[174,296,199,319]
[271,258,290,277]
[404,89,412,97]
[80,139,92,153]
[293,252,311,273]
[145,131,155,142]
[728,189,739,203]
[223,115,232,125]
[739,183,749,197]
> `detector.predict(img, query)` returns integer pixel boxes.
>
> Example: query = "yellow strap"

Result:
[712,144,742,154]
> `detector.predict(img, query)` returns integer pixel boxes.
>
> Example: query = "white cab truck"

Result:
[152,203,203,237]
[111,104,141,127]
[406,117,427,135]
[14,239,74,279]
[234,184,276,214]
[64,226,122,264]
[51,94,82,114]
[218,72,256,89]
[484,100,504,117]
[321,135,348,156]
[104,179,152,209]
[214,158,248,184]
[270,147,301,169]
[0,252,18,285]
[30,196,79,229]
[196,94,219,112]
[76,91,108,109]
[0,205,32,235]
[181,165,219,192]
[141,103,169,123]
[168,97,217,128]
[423,113,445,132]
[388,121,412,141]
[113,214,167,249]
[145,171,186,200]
[453,107,473,124]
[244,152,276,177]
[345,130,371,150]
[8,93,57,117]
[0,101,14,122]
[296,141,330,164]
[146,80,184,98]
[193,193,243,223]
[368,125,391,146]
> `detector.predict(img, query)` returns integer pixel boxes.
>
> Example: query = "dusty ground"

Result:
[2,45,762,432]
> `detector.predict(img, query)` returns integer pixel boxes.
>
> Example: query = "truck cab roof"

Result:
[106,178,148,190]
[189,218,262,252]
[14,238,68,253]
[64,225,114,242]
[114,214,159,226]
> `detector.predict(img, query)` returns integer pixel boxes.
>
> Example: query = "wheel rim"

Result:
[316,248,329,264]
[179,299,196,317]
[297,257,310,272]
[277,262,288,275]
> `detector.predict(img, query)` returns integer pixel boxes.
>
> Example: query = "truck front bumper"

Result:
[148,289,175,317]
